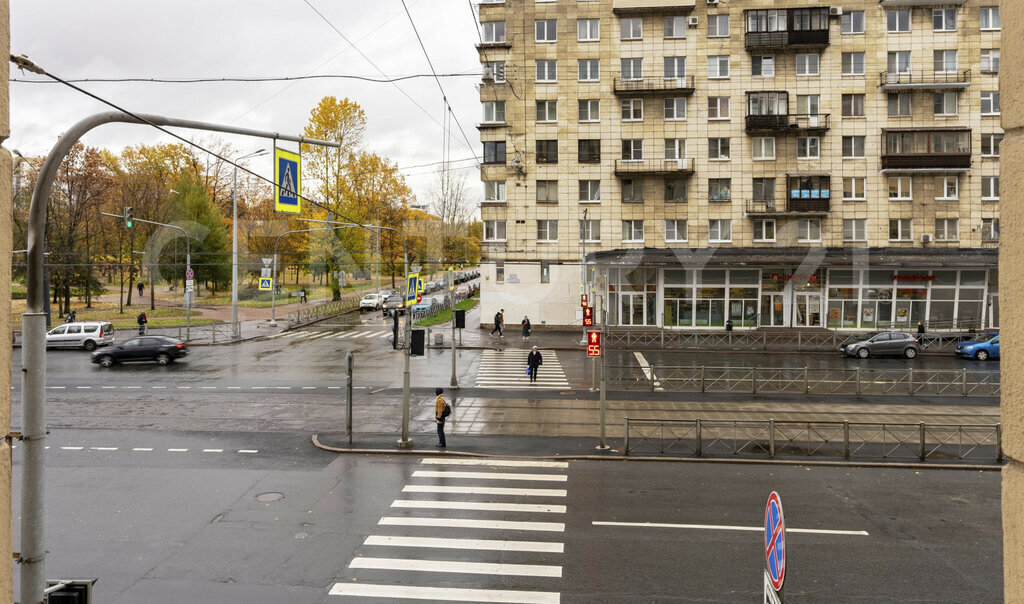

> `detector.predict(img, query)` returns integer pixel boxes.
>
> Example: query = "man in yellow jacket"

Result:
[434,387,447,448]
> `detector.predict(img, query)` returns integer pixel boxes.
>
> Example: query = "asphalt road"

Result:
[16,436,1001,603]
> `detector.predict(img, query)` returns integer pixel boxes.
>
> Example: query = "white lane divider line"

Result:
[90,447,118,451]
[202,449,223,453]
[201,386,216,390]
[302,386,316,390]
[349,557,562,578]
[227,386,241,390]
[592,521,869,536]
[76,386,91,389]
[252,386,266,390]
[633,352,662,391]
[412,470,567,482]
[61,447,83,450]
[122,386,141,389]
[391,500,566,514]
[177,386,192,389]
[275,386,291,390]
[101,386,116,389]
[327,386,341,390]
[152,386,166,389]
[421,458,568,469]
[402,485,566,497]
[132,448,153,451]
[168,448,188,452]
[238,449,258,453]
[328,583,560,603]
[47,386,66,389]
[364,535,565,553]
[379,517,565,532]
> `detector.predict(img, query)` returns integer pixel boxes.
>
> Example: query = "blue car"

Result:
[955,333,999,361]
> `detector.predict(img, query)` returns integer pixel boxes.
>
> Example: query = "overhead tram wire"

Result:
[11,73,476,84]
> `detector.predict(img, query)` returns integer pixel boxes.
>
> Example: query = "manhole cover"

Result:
[256,492,284,502]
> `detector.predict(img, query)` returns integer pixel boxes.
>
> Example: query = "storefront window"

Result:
[729,287,760,326]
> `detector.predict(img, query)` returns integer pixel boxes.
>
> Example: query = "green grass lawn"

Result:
[415,297,479,327]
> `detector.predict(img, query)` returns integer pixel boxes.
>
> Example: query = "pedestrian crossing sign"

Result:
[406,273,419,304]
[259,277,273,291]
[274,148,301,214]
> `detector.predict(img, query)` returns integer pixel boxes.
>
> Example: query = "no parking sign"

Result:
[764,491,786,603]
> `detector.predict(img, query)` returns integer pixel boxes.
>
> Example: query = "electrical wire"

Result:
[11,73,478,84]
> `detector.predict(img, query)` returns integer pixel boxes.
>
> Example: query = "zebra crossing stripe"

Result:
[349,556,561,578]
[379,516,565,532]
[421,458,569,469]
[412,470,567,482]
[327,583,560,603]
[391,500,566,514]
[363,535,565,553]
[402,485,567,497]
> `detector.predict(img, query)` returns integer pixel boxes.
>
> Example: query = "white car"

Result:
[359,293,383,312]
[46,321,116,351]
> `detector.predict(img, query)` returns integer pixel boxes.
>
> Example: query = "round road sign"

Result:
[185,267,195,280]
[764,491,786,592]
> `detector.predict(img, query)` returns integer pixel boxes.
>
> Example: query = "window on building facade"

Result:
[933,92,958,116]
[981,134,1003,157]
[621,58,642,80]
[483,101,505,123]
[889,218,913,241]
[482,21,506,43]
[540,261,551,284]
[752,177,775,203]
[797,137,820,159]
[933,8,956,32]
[579,219,601,242]
[842,52,865,75]
[842,136,865,158]
[495,261,504,282]
[484,220,506,241]
[536,140,558,163]
[796,54,819,76]
[664,98,687,120]
[665,179,687,202]
[752,137,775,160]
[484,180,506,202]
[708,138,730,160]
[982,176,1000,200]
[843,219,866,241]
[935,218,959,241]
[665,219,688,242]
[981,50,1000,73]
[621,178,643,202]
[621,17,642,40]
[842,94,865,117]
[751,56,774,77]
[933,49,958,73]
[889,176,912,200]
[843,177,866,200]
[537,220,559,242]
[579,99,600,122]
[579,180,601,202]
[747,91,787,116]
[708,14,729,37]
[887,10,910,33]
[621,139,644,160]
[936,176,959,200]
[622,220,645,242]
[745,10,789,33]
[888,51,912,74]
[535,19,557,42]
[578,59,600,81]
[536,60,557,82]
[483,141,506,164]
[664,16,687,39]
[841,10,865,34]
[982,92,1000,115]
[888,93,911,116]
[535,100,556,123]
[980,7,1000,31]
[483,61,506,82]
[796,94,820,116]
[982,218,1000,241]
[708,96,730,120]
[536,180,558,203]
[753,219,776,242]
[709,178,731,201]
[664,57,686,78]
[664,138,686,160]
[797,218,822,242]
[578,140,601,163]
[578,18,599,41]
[709,219,731,242]
[707,56,730,79]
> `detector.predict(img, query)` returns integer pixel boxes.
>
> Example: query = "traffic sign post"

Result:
[274,148,301,214]
[764,491,786,602]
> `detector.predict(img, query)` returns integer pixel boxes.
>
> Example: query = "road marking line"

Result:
[379,332,392,338]
[364,535,564,553]
[633,351,663,391]
[403,485,566,497]
[168,448,188,452]
[327,386,341,390]
[177,386,192,389]
[275,386,291,390]
[47,386,66,389]
[412,470,567,482]
[76,386,91,389]
[336,332,358,339]
[392,500,566,514]
[327,583,560,603]
[90,447,118,451]
[132,448,153,451]
[252,386,267,390]
[101,386,116,389]
[349,557,562,578]
[421,458,569,469]
[201,386,216,390]
[122,386,141,389]
[202,449,223,453]
[152,386,166,389]
[379,517,565,532]
[591,521,869,536]
[238,449,258,453]
[61,447,83,450]
[227,386,241,390]
[302,386,316,390]
[280,331,302,338]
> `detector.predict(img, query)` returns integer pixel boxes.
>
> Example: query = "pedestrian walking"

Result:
[137,311,148,335]
[490,309,504,337]
[64,310,76,323]
[527,346,543,383]
[917,321,925,335]
[434,387,449,448]
[300,287,307,303]
[137,281,145,298]
[521,316,531,343]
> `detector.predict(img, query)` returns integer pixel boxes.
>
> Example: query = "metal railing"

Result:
[878,69,971,88]
[410,291,472,322]
[605,329,989,353]
[288,293,362,325]
[146,322,240,343]
[623,417,1003,463]
[606,364,999,397]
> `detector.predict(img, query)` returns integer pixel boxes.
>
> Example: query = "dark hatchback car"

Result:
[91,335,188,367]
[840,332,921,359]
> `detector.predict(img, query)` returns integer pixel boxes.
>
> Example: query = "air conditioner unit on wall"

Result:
[687,16,699,27]
[829,7,843,16]
[921,233,934,243]
[707,0,719,5]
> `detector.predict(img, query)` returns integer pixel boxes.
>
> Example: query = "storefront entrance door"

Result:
[760,294,786,326]
[620,292,655,326]
[794,293,822,327]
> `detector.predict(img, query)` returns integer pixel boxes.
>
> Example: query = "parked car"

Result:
[91,335,188,367]
[410,298,439,313]
[455,285,470,296]
[378,289,395,298]
[840,332,921,359]
[382,295,406,316]
[46,322,115,351]
[359,293,383,312]
[956,333,1000,360]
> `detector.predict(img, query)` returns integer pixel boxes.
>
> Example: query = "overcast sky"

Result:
[9,0,483,209]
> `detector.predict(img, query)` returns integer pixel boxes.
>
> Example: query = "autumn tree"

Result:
[426,167,475,265]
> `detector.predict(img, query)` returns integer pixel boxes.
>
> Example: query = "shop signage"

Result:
[893,275,935,281]
[769,274,818,282]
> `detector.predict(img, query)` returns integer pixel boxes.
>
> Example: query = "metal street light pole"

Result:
[232,149,268,338]
[13,151,52,328]
[580,208,589,346]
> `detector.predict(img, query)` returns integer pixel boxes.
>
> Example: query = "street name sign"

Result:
[274,148,301,214]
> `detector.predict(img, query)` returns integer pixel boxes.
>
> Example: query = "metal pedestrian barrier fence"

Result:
[623,417,1003,463]
[287,293,362,325]
[606,364,999,397]
[605,329,984,353]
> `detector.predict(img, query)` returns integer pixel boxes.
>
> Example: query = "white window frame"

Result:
[621,178,643,202]
[536,60,557,83]
[841,52,865,76]
[981,133,1003,157]
[621,220,645,243]
[578,59,600,82]
[797,218,822,243]
[483,101,505,124]
[707,56,730,79]
[982,176,1000,200]
[843,177,866,200]
[665,219,688,243]
[621,17,642,40]
[536,180,558,203]
[980,7,1000,31]
[889,218,913,242]
[483,61,506,83]
[664,97,687,121]
[981,49,1000,74]
[708,178,731,201]
[935,218,959,241]
[753,219,776,242]
[484,181,506,203]
[708,219,732,243]
[536,219,559,242]
[708,138,731,160]
[842,94,865,117]
[843,218,867,242]
[751,55,775,77]
[842,136,865,159]
[577,18,599,42]
[981,92,1000,116]
[936,176,959,201]
[621,58,642,80]
[482,21,506,43]
[888,51,912,74]
[797,137,820,159]
[933,49,958,74]
[621,98,643,122]
[579,180,601,203]
[934,92,958,116]
[707,14,729,38]
[888,93,911,117]
[664,138,686,160]
[579,99,600,123]
[579,219,601,242]
[887,9,911,33]
[889,176,913,200]
[484,219,507,241]
[535,19,557,43]
[664,16,687,39]
[841,11,865,34]
[664,56,686,78]
[795,53,819,76]
[536,100,556,123]
[933,8,956,32]
[621,139,644,161]
[752,137,775,160]
[708,96,730,120]
[982,218,1000,241]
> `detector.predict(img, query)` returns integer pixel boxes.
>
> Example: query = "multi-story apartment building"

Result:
[476,0,1001,330]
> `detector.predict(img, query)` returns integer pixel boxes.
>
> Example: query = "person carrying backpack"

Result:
[434,387,450,448]
[490,309,504,337]
[137,311,148,335]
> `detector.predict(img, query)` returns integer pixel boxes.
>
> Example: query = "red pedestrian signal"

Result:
[583,306,594,326]
[581,294,588,308]
[587,331,601,357]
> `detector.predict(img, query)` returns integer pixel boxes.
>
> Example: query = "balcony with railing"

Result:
[745,197,830,215]
[879,69,971,91]
[476,121,507,130]
[613,0,695,14]
[744,29,829,51]
[613,76,695,96]
[615,158,695,176]
[745,113,830,134]
[744,7,830,51]
[881,128,972,172]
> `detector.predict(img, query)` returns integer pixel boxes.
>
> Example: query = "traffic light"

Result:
[124,207,133,228]
[581,293,588,308]
[587,331,602,357]
[583,306,594,327]
[454,309,466,329]
[410,329,425,355]
[391,310,399,350]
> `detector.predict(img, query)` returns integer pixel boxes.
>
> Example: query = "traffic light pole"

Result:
[597,295,609,451]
